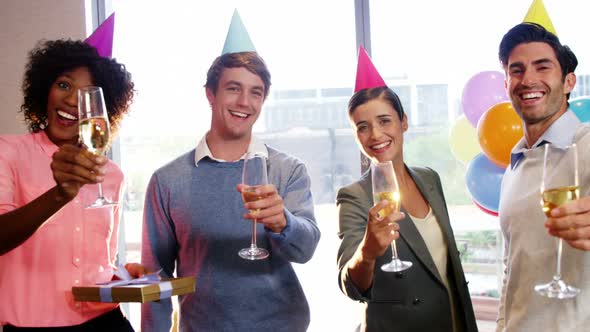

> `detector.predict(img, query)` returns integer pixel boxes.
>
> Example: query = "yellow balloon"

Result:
[449,115,481,164]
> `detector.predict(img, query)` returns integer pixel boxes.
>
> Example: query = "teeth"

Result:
[230,111,248,118]
[372,141,390,149]
[57,110,77,120]
[522,92,543,100]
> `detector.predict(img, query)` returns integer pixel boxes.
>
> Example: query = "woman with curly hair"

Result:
[0,39,136,331]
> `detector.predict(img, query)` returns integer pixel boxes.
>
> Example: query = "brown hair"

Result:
[205,52,271,99]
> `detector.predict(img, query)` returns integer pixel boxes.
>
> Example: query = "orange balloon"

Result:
[477,102,524,168]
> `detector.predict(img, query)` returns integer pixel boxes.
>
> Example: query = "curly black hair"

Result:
[20,39,134,134]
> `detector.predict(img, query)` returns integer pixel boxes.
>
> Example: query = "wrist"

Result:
[52,185,74,203]
[359,240,379,263]
[358,247,378,266]
[269,214,289,234]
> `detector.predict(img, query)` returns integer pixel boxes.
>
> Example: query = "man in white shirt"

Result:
[496,22,590,332]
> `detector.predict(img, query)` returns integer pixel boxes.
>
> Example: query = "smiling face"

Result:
[206,67,265,142]
[350,97,408,164]
[45,66,94,147]
[505,42,576,126]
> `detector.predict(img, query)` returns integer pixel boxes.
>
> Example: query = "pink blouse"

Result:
[0,131,124,327]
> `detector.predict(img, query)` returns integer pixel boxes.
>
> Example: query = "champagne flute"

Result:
[371,161,412,272]
[78,86,117,209]
[534,143,580,299]
[239,152,270,260]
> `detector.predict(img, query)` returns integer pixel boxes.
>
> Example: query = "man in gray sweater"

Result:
[140,13,320,332]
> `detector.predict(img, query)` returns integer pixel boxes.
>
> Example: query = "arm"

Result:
[346,202,402,291]
[274,162,321,263]
[0,144,106,255]
[337,186,402,297]
[141,172,177,332]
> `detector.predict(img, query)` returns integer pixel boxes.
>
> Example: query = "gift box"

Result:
[72,276,195,303]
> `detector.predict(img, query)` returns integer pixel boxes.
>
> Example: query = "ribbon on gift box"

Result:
[97,264,167,302]
[98,280,173,302]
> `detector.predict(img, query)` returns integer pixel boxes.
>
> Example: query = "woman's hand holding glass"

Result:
[361,200,404,261]
[371,161,412,272]
[50,144,108,202]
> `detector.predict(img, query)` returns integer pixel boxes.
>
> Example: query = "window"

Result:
[110,1,359,330]
[417,84,448,125]
[103,1,589,331]
[573,74,590,98]
[370,0,590,330]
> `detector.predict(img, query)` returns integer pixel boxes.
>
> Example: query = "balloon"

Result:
[449,115,481,164]
[472,199,499,217]
[461,71,509,127]
[465,153,505,212]
[570,96,590,123]
[477,101,524,168]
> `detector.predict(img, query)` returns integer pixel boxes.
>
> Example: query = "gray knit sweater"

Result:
[141,146,320,332]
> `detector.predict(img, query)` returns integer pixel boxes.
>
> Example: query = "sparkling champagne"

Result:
[542,185,579,217]
[79,117,109,155]
[373,191,401,218]
[242,186,267,215]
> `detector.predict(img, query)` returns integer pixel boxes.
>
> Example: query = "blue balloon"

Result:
[465,153,505,212]
[571,96,590,123]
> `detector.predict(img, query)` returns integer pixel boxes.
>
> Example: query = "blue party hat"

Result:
[221,9,256,54]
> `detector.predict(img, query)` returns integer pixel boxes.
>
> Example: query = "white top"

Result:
[409,208,459,332]
[410,208,449,287]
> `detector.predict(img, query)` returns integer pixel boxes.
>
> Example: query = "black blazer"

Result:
[337,166,478,332]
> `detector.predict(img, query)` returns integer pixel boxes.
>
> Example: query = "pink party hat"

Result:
[354,46,386,93]
[85,13,115,58]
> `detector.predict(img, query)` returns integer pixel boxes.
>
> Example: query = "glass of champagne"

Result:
[239,152,270,260]
[371,161,412,272]
[78,86,117,209]
[535,143,580,299]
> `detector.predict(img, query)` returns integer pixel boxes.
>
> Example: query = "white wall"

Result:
[0,0,87,135]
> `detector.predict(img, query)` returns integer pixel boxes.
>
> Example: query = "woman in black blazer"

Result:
[337,85,478,332]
